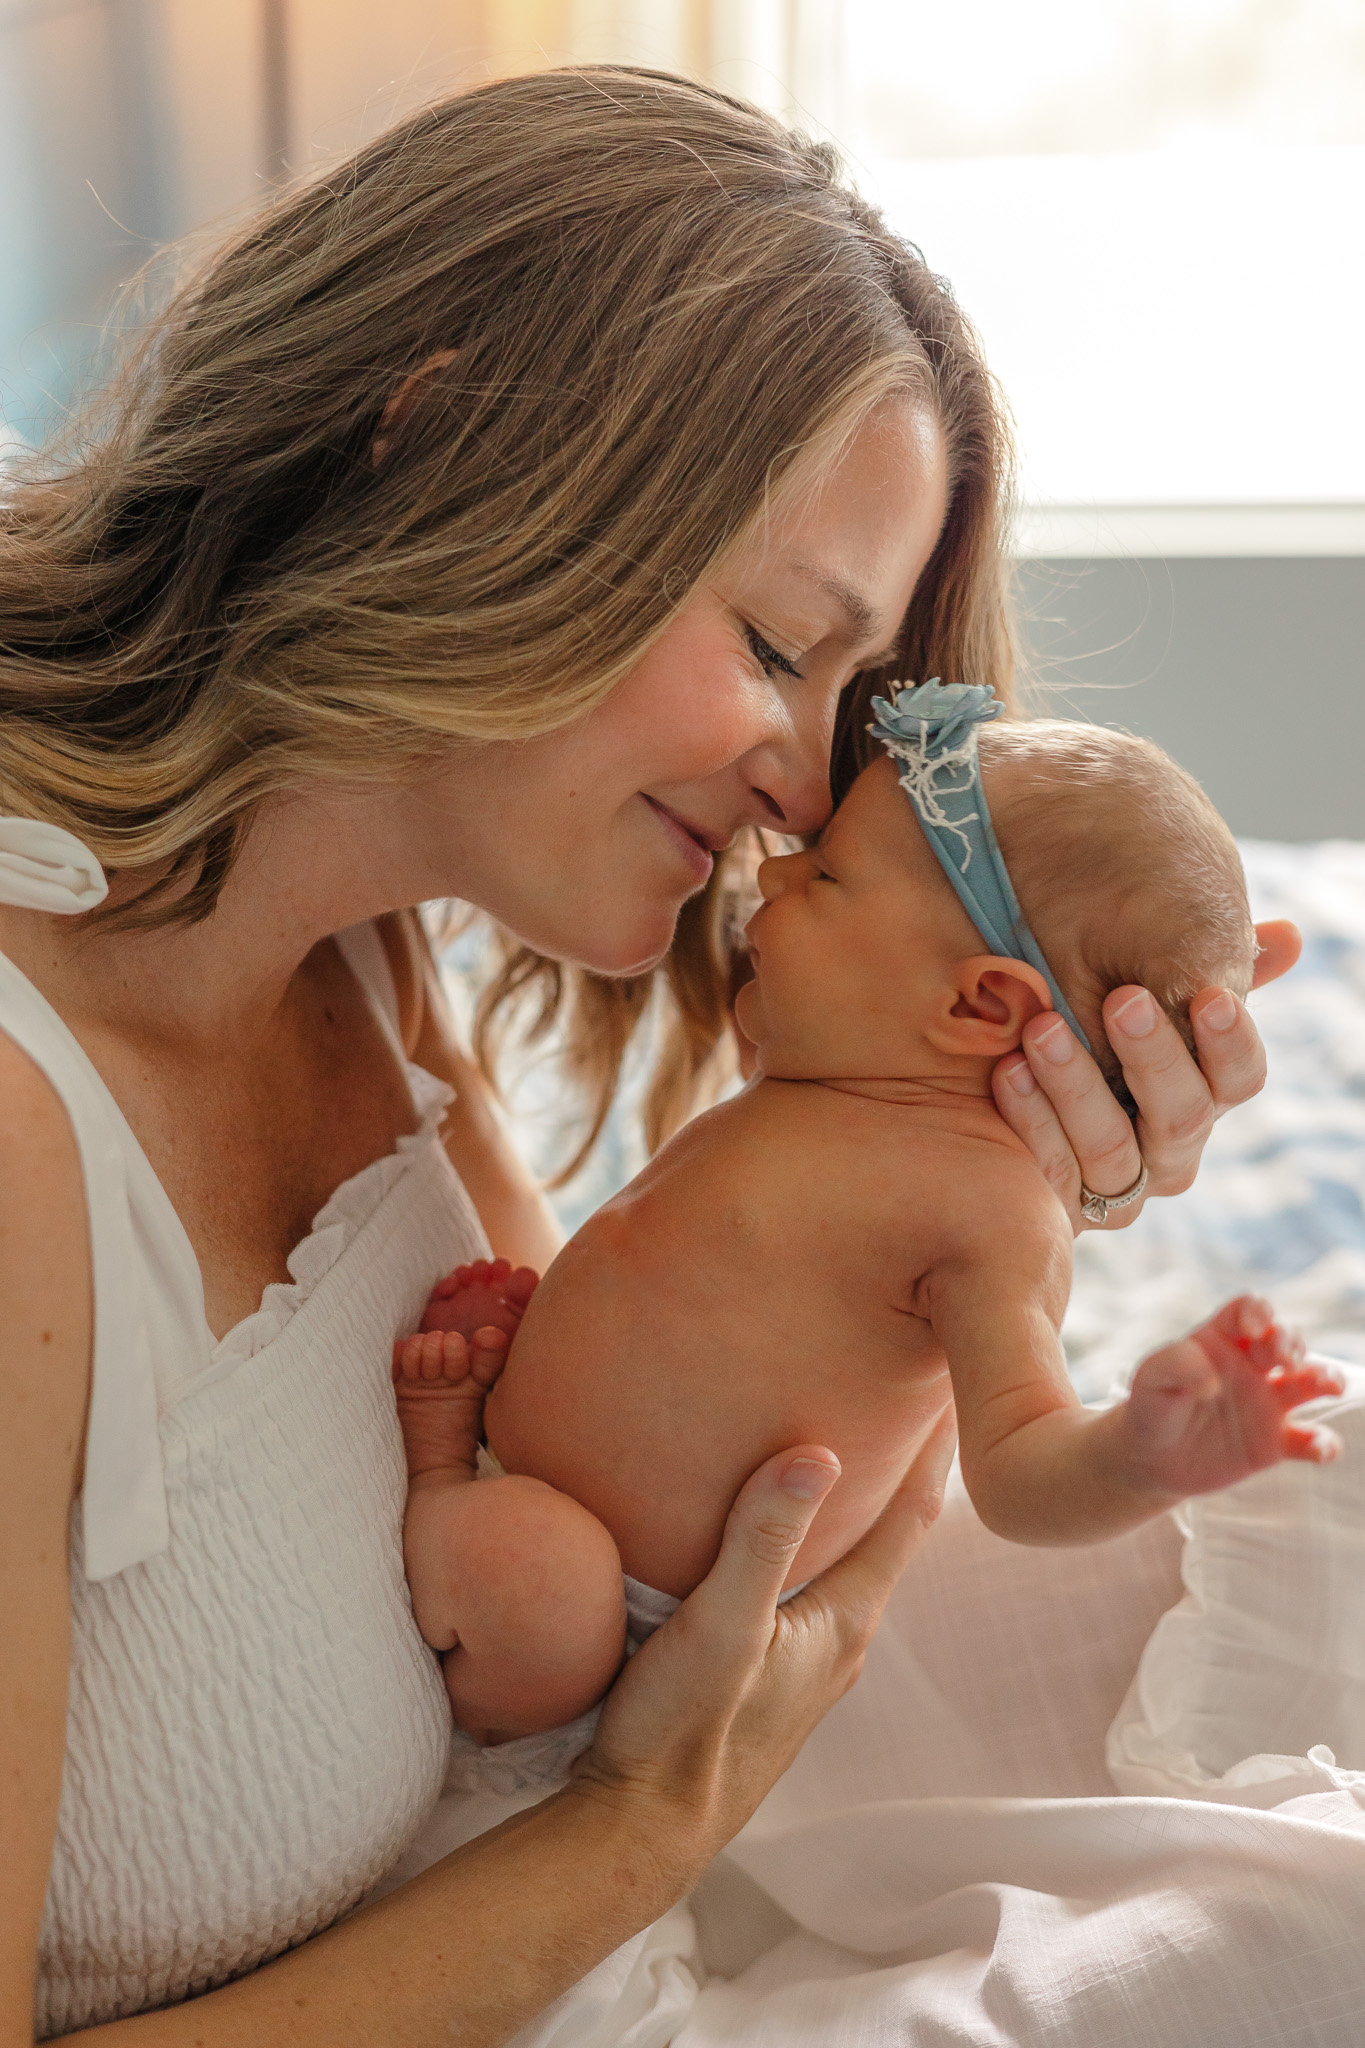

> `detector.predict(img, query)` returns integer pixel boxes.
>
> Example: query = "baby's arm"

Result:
[929,1226,1344,1545]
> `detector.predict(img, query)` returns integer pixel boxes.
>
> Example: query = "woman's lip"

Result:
[643,796,718,881]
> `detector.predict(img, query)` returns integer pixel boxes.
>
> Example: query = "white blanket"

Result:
[497,1474,1365,2048]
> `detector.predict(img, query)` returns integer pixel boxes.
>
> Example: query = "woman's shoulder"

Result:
[0,1023,91,1490]
[0,1021,82,1176]
[0,1022,92,1279]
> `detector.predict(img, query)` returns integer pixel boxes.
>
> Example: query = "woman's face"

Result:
[428,392,949,974]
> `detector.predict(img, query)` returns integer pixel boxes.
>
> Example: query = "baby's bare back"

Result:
[484,1079,1015,1596]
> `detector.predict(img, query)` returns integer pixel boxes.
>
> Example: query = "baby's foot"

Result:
[420,1256,539,1345]
[393,1326,509,1480]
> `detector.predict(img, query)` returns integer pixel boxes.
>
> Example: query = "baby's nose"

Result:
[755,854,792,901]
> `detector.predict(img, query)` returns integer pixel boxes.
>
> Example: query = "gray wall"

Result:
[1017,556,1365,843]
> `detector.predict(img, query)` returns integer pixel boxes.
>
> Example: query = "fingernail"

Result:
[1241,1296,1273,1339]
[780,1457,840,1501]
[1112,990,1158,1037]
[1200,991,1238,1033]
[1003,1054,1036,1096]
[1033,1018,1074,1064]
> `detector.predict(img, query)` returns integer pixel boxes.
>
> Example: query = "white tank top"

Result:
[0,923,489,2039]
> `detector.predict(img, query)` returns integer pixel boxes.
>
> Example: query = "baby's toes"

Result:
[467,1325,510,1388]
[505,1265,540,1313]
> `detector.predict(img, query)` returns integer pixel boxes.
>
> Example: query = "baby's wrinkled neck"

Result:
[814,1068,997,1112]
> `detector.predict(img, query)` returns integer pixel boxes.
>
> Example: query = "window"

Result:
[839,0,1365,548]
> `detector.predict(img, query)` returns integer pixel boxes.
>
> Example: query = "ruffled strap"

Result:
[0,818,108,914]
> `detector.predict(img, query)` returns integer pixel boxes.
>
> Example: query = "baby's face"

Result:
[736,756,983,1079]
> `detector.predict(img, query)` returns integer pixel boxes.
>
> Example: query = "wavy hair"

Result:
[0,64,1018,1171]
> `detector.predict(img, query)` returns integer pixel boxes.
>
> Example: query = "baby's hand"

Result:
[1122,1295,1345,1499]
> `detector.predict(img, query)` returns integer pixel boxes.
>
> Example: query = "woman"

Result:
[0,69,1288,2044]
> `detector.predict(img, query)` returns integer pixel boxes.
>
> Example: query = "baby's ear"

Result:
[928,956,1052,1055]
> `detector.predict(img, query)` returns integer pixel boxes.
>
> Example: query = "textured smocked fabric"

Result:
[0,925,487,2038]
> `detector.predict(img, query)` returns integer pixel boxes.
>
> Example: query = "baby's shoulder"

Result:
[919,1124,1071,1256]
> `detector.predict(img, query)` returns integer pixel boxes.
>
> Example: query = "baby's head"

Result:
[737,717,1256,1095]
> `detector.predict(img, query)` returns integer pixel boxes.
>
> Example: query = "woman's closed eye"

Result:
[745,624,804,680]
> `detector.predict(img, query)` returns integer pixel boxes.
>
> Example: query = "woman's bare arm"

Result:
[0,1043,91,2046]
[377,911,564,1271]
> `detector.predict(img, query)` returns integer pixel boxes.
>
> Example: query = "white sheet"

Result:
[463,1469,1365,2048]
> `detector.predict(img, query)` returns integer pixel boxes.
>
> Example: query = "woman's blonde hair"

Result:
[0,64,1018,1169]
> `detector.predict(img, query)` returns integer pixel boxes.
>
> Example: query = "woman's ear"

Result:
[372,349,458,467]
[926,955,1052,1055]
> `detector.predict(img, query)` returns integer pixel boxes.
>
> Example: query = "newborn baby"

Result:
[393,687,1342,1746]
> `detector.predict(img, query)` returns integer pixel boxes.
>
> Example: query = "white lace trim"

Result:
[210,1064,453,1369]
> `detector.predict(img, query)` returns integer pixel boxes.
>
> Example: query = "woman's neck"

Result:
[0,781,466,1051]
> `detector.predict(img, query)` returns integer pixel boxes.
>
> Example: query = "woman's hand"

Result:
[989,919,1301,1234]
[570,1412,959,1861]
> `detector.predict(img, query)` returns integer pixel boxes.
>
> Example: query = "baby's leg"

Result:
[394,1330,626,1743]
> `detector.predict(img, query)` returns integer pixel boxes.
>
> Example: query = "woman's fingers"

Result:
[1250,918,1302,990]
[578,1425,955,1851]
[1189,988,1267,1112]
[807,1408,957,1631]
[994,978,1274,1229]
[992,1012,1142,1227]
[688,1446,842,1646]
[1103,985,1229,1197]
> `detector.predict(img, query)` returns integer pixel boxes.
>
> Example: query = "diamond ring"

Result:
[1078,1160,1149,1225]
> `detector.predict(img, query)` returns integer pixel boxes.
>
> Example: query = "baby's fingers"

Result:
[1268,1359,1347,1410]
[1196,1294,1306,1374]
[1282,1419,1344,1464]
[392,1328,469,1382]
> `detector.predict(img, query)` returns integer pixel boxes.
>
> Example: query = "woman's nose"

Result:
[746,695,838,835]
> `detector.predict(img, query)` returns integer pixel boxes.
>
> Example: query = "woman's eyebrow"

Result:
[792,562,878,637]
[791,562,899,665]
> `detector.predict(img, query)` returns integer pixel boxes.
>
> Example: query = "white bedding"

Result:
[430,841,1365,2046]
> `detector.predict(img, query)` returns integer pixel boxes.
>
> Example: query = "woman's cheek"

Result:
[649,667,782,783]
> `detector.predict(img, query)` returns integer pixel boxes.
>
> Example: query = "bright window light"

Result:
[842,0,1365,516]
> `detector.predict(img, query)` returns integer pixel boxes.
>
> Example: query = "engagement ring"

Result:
[1079,1160,1149,1225]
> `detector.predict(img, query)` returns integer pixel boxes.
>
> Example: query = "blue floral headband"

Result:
[867,680,1092,1052]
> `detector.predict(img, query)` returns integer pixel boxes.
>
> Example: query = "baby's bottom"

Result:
[395,1262,627,1744]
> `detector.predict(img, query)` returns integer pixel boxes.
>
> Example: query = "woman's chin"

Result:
[553,912,679,979]
[497,888,684,978]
